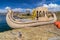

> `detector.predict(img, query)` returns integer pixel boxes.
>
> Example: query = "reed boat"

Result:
[6,7,57,28]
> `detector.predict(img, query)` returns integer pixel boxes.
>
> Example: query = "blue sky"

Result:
[0,0,60,13]
[0,0,60,9]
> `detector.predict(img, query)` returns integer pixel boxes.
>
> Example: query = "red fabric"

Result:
[54,21,60,29]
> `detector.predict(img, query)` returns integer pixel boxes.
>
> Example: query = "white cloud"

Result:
[5,6,11,10]
[12,8,24,12]
[0,7,32,13]
[12,8,32,12]
[0,6,11,13]
[43,3,59,8]
[5,6,32,12]
[43,4,48,7]
[43,3,60,12]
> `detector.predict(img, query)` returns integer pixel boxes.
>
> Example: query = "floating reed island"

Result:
[6,7,57,28]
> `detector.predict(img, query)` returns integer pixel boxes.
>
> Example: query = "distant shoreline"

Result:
[0,13,7,16]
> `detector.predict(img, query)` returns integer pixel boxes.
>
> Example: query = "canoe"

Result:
[6,10,57,28]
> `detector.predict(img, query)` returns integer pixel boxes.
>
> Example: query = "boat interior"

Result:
[8,7,56,23]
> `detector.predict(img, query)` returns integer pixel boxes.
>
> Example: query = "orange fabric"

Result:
[54,21,60,29]
[58,24,60,29]
[54,21,60,25]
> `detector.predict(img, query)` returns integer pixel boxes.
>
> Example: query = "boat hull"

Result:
[6,13,57,28]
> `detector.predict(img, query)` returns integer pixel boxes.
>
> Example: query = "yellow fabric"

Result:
[32,9,36,20]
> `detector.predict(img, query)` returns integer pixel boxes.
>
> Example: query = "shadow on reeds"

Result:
[0,23,13,32]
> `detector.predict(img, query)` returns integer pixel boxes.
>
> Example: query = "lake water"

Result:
[0,15,12,32]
